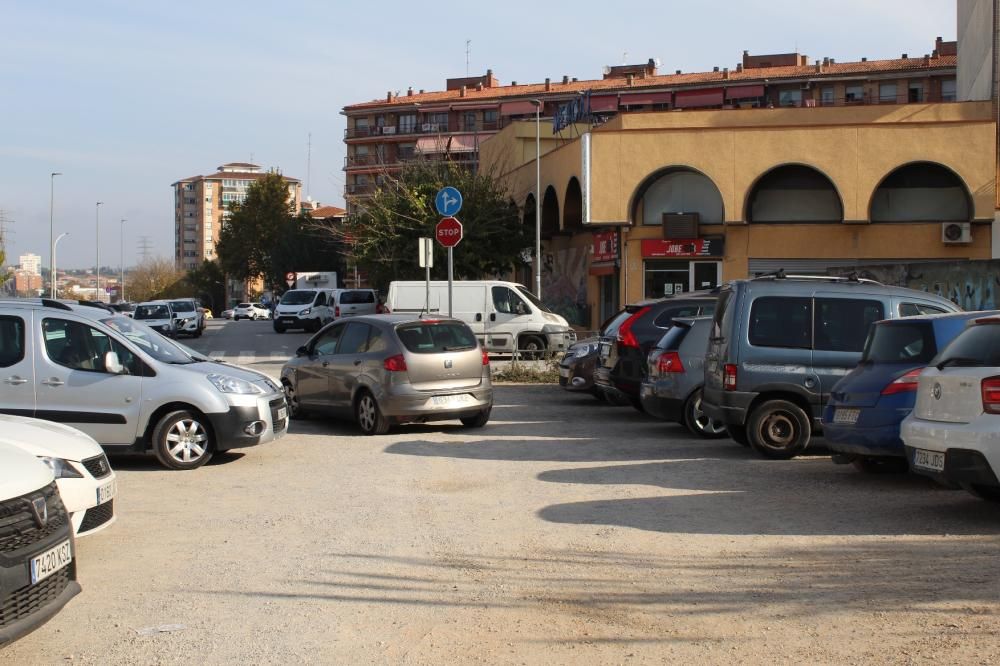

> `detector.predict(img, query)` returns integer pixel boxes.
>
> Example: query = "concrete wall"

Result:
[958,0,995,101]
[830,259,1000,310]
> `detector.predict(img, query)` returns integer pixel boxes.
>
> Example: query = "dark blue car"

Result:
[822,311,996,472]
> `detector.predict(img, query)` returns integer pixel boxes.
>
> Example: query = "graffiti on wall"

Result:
[542,246,589,326]
[830,260,1000,311]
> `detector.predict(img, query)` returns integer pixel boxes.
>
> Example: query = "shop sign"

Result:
[592,230,618,263]
[642,237,724,259]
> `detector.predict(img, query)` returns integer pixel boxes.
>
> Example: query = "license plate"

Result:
[432,394,473,406]
[559,367,570,378]
[599,342,611,359]
[277,407,287,421]
[833,408,860,425]
[912,448,946,472]
[96,479,116,505]
[31,539,72,585]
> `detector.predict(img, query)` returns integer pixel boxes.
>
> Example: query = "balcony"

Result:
[346,183,376,196]
[345,154,384,168]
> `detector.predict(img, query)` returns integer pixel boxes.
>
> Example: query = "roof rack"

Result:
[76,300,115,312]
[750,269,882,286]
[40,298,74,311]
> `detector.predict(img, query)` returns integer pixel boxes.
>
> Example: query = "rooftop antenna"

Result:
[466,39,471,76]
[623,50,628,65]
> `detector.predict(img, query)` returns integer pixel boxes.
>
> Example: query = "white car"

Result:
[902,316,1000,501]
[233,302,270,320]
[0,415,117,536]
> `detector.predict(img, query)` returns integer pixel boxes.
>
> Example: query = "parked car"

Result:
[233,302,270,320]
[132,300,177,338]
[0,415,117,536]
[281,315,493,435]
[559,309,627,401]
[0,299,287,470]
[702,273,961,459]
[0,444,80,646]
[823,311,997,473]
[273,289,334,332]
[902,316,1000,500]
[221,308,234,320]
[640,317,726,437]
[593,293,717,408]
[167,298,205,337]
[331,288,380,320]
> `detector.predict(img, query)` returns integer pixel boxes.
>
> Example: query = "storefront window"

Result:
[644,260,690,299]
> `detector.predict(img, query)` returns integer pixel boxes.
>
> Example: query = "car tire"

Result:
[726,425,751,447]
[151,410,214,470]
[746,400,811,459]
[355,390,390,435]
[683,389,728,439]
[460,407,491,428]
[590,387,607,402]
[851,456,908,474]
[274,324,285,334]
[962,483,1000,502]
[282,380,308,420]
[518,335,546,361]
[629,393,645,413]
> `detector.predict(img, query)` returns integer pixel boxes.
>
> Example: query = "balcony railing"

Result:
[346,183,376,196]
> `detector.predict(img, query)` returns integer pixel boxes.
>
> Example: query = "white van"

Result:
[330,289,380,320]
[386,281,575,355]
[273,288,334,333]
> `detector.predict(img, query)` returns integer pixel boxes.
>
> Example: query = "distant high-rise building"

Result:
[19,253,41,275]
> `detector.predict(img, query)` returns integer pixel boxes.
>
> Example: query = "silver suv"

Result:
[281,315,493,434]
[0,299,287,470]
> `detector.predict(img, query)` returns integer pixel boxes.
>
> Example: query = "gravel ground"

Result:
[3,384,999,665]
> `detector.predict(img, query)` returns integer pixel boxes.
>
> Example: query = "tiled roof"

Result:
[310,205,347,218]
[344,55,956,112]
[200,171,301,183]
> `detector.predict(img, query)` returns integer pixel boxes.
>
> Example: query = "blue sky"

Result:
[0,0,956,269]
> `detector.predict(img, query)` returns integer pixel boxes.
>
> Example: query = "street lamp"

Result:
[120,218,126,303]
[53,233,69,298]
[529,98,542,299]
[49,172,62,298]
[95,201,103,302]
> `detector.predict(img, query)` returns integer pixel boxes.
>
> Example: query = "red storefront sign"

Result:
[592,230,618,263]
[642,238,724,258]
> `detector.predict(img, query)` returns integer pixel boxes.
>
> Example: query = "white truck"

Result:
[294,271,338,290]
[386,280,575,356]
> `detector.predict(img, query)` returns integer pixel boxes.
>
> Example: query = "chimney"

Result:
[861,57,867,62]
[386,91,392,102]
[713,66,719,72]
[815,59,822,73]
[511,80,517,86]
[419,89,425,94]
[723,67,730,80]
[736,63,743,73]
[460,85,467,97]
[823,57,830,66]
[572,77,578,82]
[924,54,931,65]
[932,50,939,59]
[829,58,835,64]
[545,77,551,91]
[902,53,908,59]
[562,75,569,84]
[626,73,634,86]
[407,87,413,96]
[675,69,682,75]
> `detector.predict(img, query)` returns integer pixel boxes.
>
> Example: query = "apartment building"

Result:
[18,253,41,275]
[171,162,302,271]
[341,38,958,212]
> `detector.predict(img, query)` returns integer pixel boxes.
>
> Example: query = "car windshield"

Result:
[396,322,478,353]
[280,290,316,306]
[863,322,937,363]
[517,287,553,314]
[169,300,196,313]
[100,317,200,364]
[933,324,1000,368]
[134,304,170,320]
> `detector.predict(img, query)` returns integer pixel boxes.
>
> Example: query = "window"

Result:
[338,323,371,354]
[398,143,416,160]
[399,114,417,132]
[355,117,369,128]
[644,260,689,298]
[314,292,327,306]
[814,298,884,352]
[749,297,812,349]
[933,324,1000,367]
[42,318,137,374]
[367,327,387,353]
[484,110,498,125]
[821,87,835,106]
[778,89,802,107]
[396,322,477,353]
[879,83,898,103]
[941,79,957,102]
[652,305,703,328]
[899,302,950,316]
[313,324,344,356]
[845,85,864,103]
[863,322,937,363]
[0,316,25,367]
[340,290,374,304]
[492,286,529,315]
[463,111,477,130]
[426,112,448,127]
[908,82,924,102]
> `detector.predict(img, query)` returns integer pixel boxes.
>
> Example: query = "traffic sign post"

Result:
[435,216,464,317]
[418,238,433,313]
[285,271,296,287]
[435,186,463,217]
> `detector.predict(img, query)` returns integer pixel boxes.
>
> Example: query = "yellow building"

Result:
[480,102,996,329]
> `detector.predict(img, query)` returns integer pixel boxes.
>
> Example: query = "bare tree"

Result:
[127,258,186,303]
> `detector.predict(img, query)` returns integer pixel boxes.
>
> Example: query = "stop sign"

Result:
[435,217,463,248]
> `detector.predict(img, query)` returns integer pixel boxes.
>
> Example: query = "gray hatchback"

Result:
[280,315,493,434]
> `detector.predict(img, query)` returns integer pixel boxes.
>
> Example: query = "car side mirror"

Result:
[104,351,125,375]
[296,345,309,357]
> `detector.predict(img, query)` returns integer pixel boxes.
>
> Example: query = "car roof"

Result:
[881,310,1000,325]
[337,314,466,326]
[626,290,719,308]
[728,276,959,307]
[0,298,119,322]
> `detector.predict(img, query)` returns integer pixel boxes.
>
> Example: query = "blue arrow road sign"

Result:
[435,186,463,217]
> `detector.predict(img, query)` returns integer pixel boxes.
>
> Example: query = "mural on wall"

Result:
[542,246,589,326]
[830,260,1000,310]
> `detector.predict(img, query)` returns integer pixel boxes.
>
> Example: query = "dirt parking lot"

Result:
[4,384,999,665]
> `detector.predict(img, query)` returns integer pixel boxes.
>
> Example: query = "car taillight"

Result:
[982,376,1000,414]
[376,303,384,314]
[481,348,490,366]
[881,368,923,396]
[724,364,738,391]
[384,354,407,372]
[616,307,650,349]
[657,351,685,374]
[335,306,341,317]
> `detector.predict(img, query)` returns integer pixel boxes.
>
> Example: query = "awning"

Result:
[589,95,619,112]
[415,136,449,154]
[674,88,725,108]
[501,100,539,115]
[451,103,500,111]
[726,84,765,100]
[448,134,479,153]
[619,91,673,106]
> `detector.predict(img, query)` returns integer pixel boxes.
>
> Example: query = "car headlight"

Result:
[541,324,568,334]
[299,308,312,316]
[207,373,263,394]
[38,457,84,479]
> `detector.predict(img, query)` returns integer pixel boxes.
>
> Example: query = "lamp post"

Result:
[120,218,126,303]
[49,172,62,298]
[529,98,542,299]
[95,201,103,302]
[53,233,69,298]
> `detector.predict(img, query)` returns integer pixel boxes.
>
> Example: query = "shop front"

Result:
[641,238,724,298]
[590,229,620,322]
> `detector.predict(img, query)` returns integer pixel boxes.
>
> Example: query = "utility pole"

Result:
[137,236,153,263]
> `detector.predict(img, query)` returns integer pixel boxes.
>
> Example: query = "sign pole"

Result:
[424,239,431,313]
[447,247,454,317]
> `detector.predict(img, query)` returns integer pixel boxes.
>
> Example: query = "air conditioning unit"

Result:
[422,123,439,132]
[381,126,396,135]
[662,212,700,239]
[941,222,971,244]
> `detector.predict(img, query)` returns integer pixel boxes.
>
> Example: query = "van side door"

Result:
[811,294,886,418]
[0,312,35,417]
[487,286,531,353]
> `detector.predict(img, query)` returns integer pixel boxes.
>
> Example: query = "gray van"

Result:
[702,274,960,459]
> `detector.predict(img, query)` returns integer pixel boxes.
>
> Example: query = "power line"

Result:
[137,236,153,262]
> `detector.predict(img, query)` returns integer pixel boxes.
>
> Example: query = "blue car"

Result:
[823,311,997,472]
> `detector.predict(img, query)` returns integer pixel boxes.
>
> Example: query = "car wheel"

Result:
[518,335,546,360]
[590,387,607,402]
[851,456,908,474]
[152,410,214,470]
[274,324,285,334]
[355,390,390,435]
[460,407,491,428]
[194,329,202,338]
[282,380,308,420]
[962,483,1000,501]
[726,425,751,446]
[683,389,728,438]
[629,393,645,413]
[746,400,811,459]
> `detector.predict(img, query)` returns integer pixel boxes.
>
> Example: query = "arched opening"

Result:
[870,162,972,222]
[541,186,560,239]
[746,164,843,223]
[631,167,725,226]
[523,193,536,228]
[563,178,584,233]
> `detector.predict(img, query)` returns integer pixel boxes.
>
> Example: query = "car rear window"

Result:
[135,305,170,319]
[601,310,633,337]
[169,300,195,312]
[652,305,703,328]
[396,322,477,353]
[863,322,937,363]
[340,290,375,304]
[934,324,1000,367]
[655,324,689,351]
[711,290,733,341]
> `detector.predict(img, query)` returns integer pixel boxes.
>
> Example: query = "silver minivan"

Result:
[0,299,287,470]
